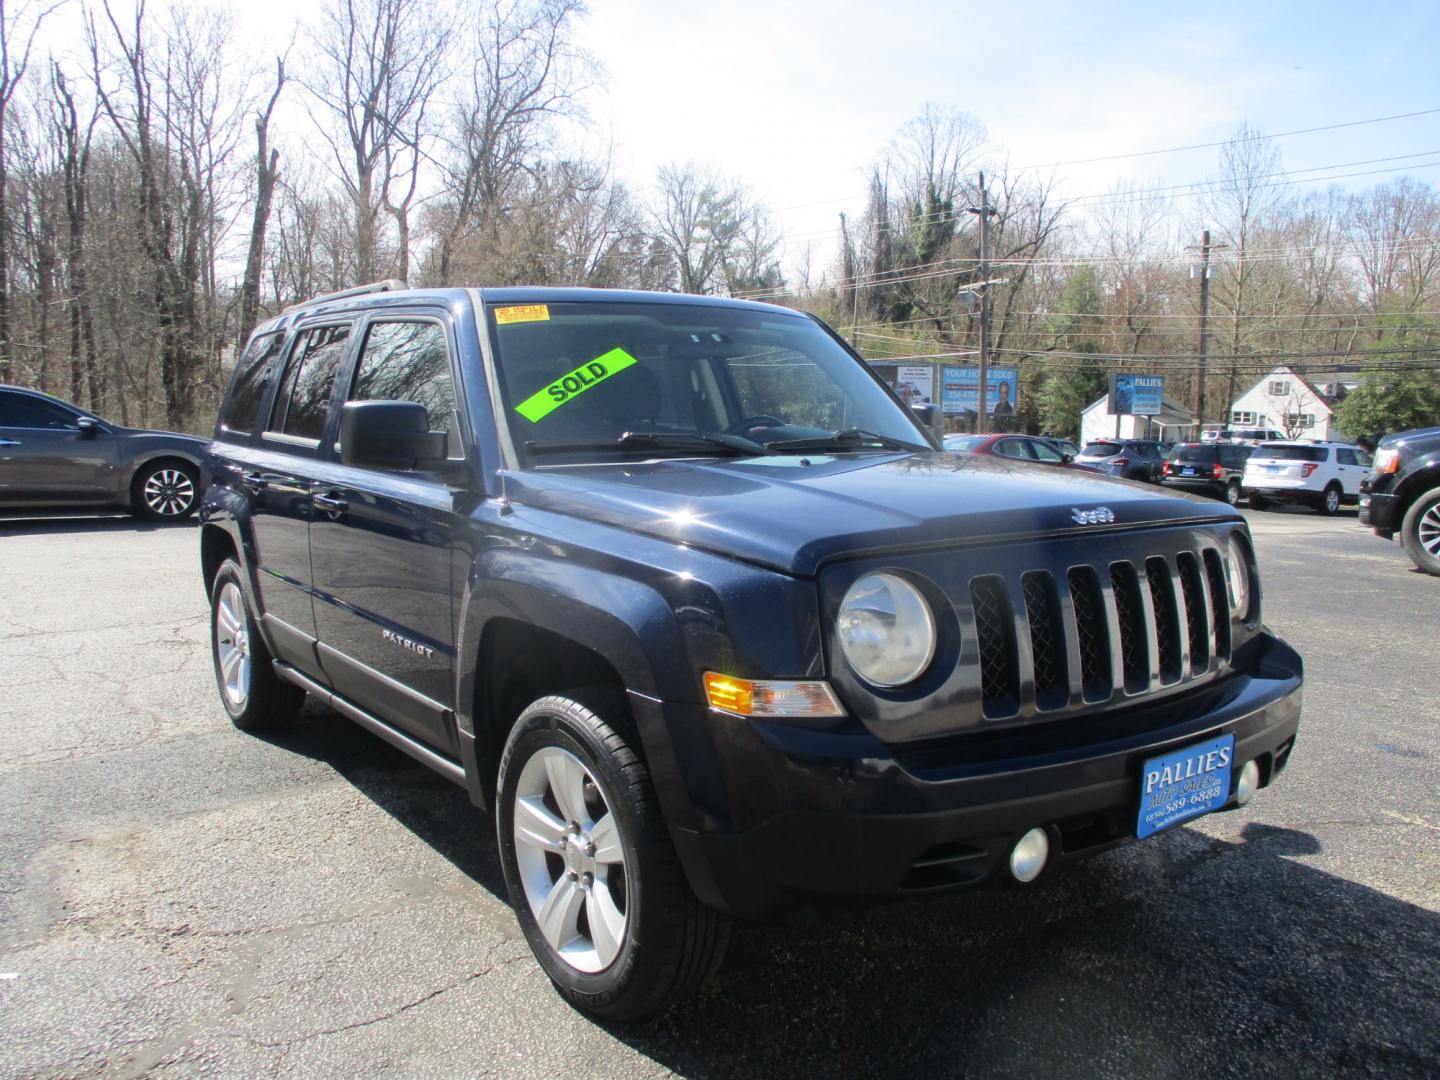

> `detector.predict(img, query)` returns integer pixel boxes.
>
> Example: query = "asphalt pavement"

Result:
[0,506,1436,1078]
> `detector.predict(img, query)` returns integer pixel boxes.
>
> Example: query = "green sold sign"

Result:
[514,347,639,423]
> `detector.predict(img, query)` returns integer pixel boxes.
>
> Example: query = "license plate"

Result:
[1182,466,1196,476]
[1265,464,1281,473]
[1137,734,1235,839]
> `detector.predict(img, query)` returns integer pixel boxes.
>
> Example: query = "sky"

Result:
[25,0,1440,277]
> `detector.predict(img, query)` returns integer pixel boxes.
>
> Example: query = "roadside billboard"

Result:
[942,366,1019,416]
[1109,374,1164,416]
[893,364,935,406]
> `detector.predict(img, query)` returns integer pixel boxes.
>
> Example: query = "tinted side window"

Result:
[994,438,1030,459]
[1337,448,1362,466]
[0,392,78,429]
[270,325,351,441]
[1220,445,1250,468]
[220,332,286,435]
[1029,440,1063,462]
[350,320,457,447]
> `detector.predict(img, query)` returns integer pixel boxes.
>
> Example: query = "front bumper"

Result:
[1365,491,1399,537]
[635,633,1302,919]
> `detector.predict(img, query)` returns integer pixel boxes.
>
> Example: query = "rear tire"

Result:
[1224,480,1241,506]
[1248,493,1270,511]
[209,558,305,730]
[496,692,730,1020]
[1400,488,1440,576]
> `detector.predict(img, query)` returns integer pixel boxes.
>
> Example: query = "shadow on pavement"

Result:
[262,708,1439,1077]
[0,513,196,537]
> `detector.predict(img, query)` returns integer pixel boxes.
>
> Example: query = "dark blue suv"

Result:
[201,283,1303,1019]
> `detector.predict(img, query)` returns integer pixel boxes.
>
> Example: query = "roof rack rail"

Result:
[282,279,409,314]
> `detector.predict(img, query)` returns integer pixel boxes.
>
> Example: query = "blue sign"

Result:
[941,366,1019,416]
[1110,374,1164,416]
[1136,734,1235,839]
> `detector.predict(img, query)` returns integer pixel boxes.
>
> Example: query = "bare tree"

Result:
[240,59,286,338]
[0,0,61,381]
[308,0,453,283]
[1348,177,1440,324]
[432,0,588,285]
[50,64,102,411]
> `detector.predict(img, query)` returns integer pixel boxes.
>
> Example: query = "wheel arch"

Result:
[455,563,689,814]
[127,452,203,510]
[1395,465,1440,519]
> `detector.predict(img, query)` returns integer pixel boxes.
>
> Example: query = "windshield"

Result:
[1080,441,1123,456]
[1251,445,1325,462]
[487,301,929,463]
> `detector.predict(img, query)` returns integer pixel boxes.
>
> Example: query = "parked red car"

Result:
[943,433,1102,471]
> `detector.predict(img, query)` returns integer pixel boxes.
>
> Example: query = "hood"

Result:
[503,451,1240,576]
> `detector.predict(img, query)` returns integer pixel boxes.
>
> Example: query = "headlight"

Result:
[837,573,936,686]
[1374,448,1400,474]
[1224,535,1252,619]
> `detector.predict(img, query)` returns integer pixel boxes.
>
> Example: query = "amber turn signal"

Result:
[703,672,845,718]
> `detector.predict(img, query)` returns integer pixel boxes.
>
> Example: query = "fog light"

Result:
[1235,759,1261,806]
[1009,827,1050,883]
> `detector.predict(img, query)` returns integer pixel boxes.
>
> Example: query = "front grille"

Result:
[946,541,1234,721]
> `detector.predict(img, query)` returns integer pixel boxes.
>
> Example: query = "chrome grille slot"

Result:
[1022,571,1067,711]
[1145,557,1183,685]
[970,575,1018,717]
[1176,552,1210,675]
[1203,549,1232,661]
[1067,565,1112,701]
[1109,562,1149,693]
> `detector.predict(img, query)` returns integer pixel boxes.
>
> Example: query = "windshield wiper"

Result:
[525,431,768,458]
[766,428,927,453]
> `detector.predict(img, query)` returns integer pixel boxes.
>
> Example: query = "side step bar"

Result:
[272,661,467,788]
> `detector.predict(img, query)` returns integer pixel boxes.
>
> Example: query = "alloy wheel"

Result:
[214,582,251,708]
[1325,488,1340,514]
[143,468,195,517]
[1420,502,1440,557]
[512,746,628,973]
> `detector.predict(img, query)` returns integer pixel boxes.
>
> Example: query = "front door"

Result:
[0,391,118,506]
[309,314,466,757]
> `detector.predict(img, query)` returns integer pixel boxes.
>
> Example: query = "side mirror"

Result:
[340,400,448,470]
[1061,453,1074,464]
[76,417,100,438]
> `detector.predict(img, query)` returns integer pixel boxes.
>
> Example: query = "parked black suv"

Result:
[1360,425,1440,575]
[200,284,1303,1019]
[1161,442,1253,505]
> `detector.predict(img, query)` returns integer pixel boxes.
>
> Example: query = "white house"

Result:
[1080,394,1196,447]
[1227,367,1346,441]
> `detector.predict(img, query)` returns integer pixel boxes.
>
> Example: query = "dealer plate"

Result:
[1137,734,1235,839]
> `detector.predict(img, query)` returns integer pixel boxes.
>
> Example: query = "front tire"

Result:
[209,558,305,730]
[496,693,729,1020]
[132,459,200,521]
[1400,488,1440,576]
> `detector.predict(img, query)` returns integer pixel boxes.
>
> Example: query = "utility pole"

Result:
[968,172,997,434]
[1188,230,1226,434]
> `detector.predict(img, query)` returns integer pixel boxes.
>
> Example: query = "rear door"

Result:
[1335,447,1370,494]
[308,312,468,757]
[248,321,355,674]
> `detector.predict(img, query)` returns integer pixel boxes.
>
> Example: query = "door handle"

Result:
[0,438,20,447]
[313,492,349,514]
[240,471,268,491]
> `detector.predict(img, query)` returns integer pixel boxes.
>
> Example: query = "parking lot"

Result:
[1,507,1437,1078]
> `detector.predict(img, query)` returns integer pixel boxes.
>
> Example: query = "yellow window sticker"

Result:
[515,348,639,423]
[495,304,550,325]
